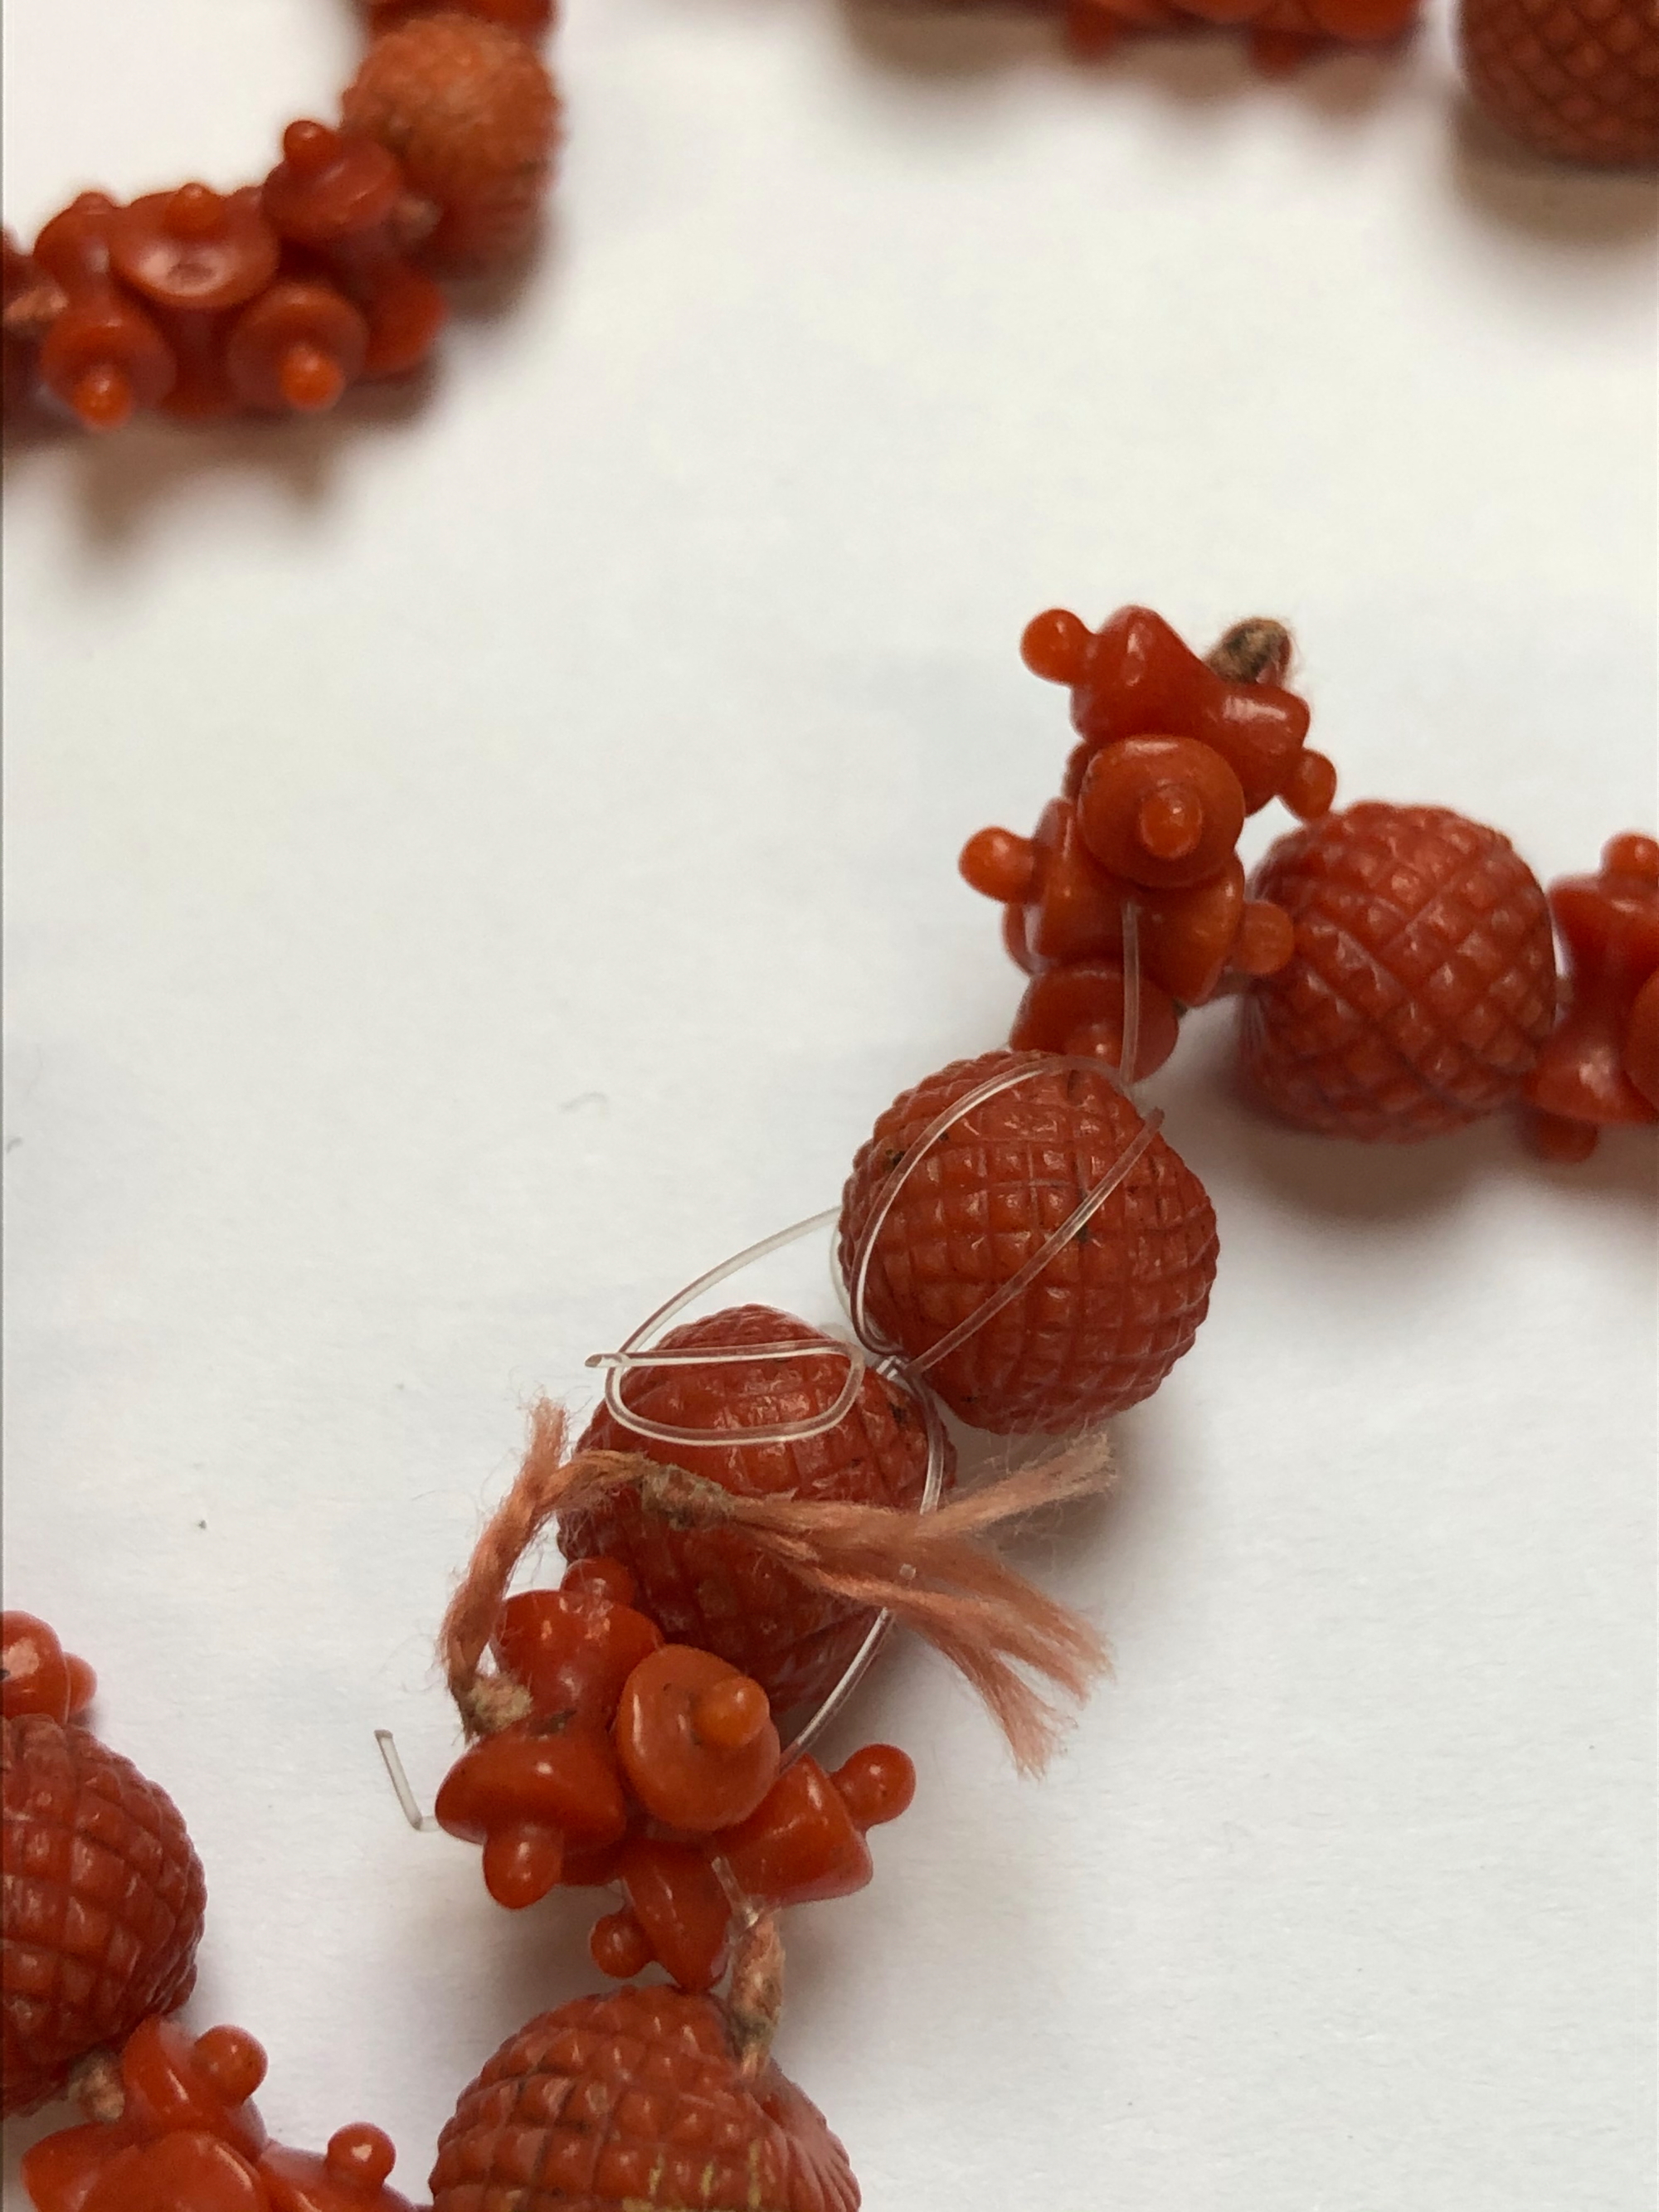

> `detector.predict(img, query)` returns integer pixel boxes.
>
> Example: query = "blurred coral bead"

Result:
[1238,804,1558,1143]
[430,1986,859,2212]
[1,1614,95,1723]
[2,1713,206,2115]
[343,13,560,269]
[560,1304,943,1718]
[1460,0,1657,166]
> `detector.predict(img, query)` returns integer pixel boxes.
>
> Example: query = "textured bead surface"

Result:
[561,1305,939,1718]
[1460,0,1658,165]
[343,13,561,267]
[2,1715,206,2115]
[838,1051,1218,1434]
[1239,804,1558,1142]
[430,1986,859,2211]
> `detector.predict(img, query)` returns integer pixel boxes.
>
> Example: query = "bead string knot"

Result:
[639,1461,706,1530]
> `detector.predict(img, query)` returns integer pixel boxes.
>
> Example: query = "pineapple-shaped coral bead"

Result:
[2,1713,207,2114]
[343,12,560,267]
[560,1304,942,1719]
[1239,803,1559,1142]
[838,1051,1218,1435]
[1459,0,1658,165]
[430,1985,859,2212]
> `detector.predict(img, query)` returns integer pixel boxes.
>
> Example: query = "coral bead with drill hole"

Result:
[838,1050,1218,1434]
[560,1304,943,1719]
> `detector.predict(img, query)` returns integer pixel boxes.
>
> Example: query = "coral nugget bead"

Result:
[430,1986,859,2212]
[343,13,560,269]
[1522,833,1659,1150]
[1239,804,1559,1142]
[435,1720,628,1908]
[2,1710,206,2115]
[614,1646,781,1832]
[718,1747,914,1909]
[839,1050,1218,1434]
[492,1574,664,1728]
[560,1304,941,1718]
[1,1613,95,1723]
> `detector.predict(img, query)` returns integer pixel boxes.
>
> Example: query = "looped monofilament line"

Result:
[443,1402,1114,1773]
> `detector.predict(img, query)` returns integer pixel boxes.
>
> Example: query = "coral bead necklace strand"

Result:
[5,601,1651,2204]
[2,1,559,434]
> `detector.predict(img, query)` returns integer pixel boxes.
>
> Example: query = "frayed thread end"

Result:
[443,1401,1115,1773]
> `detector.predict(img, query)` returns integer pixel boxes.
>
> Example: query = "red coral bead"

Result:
[1522,833,1659,1142]
[262,124,403,246]
[491,1583,663,1728]
[717,1757,873,1909]
[1076,735,1247,892]
[33,196,176,431]
[830,1743,916,1829]
[429,1986,859,2212]
[261,2122,419,2210]
[614,1646,780,1832]
[224,280,368,414]
[588,1905,654,1981]
[1239,804,1559,1142]
[1010,960,1182,1080]
[1027,605,1314,817]
[838,1050,1218,1433]
[434,1721,628,1907]
[560,1304,942,1718]
[1459,0,1657,165]
[614,1837,732,1991]
[1627,969,1659,1111]
[342,13,560,270]
[80,2137,268,2212]
[1,1614,95,1723]
[107,186,280,313]
[2,1715,206,2117]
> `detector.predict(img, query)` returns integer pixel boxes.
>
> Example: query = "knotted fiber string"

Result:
[441,1401,1114,1774]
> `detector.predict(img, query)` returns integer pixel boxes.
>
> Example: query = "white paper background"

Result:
[3,0,1655,2203]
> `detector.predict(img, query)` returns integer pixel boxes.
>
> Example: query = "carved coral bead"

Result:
[1239,804,1559,1142]
[1459,0,1657,165]
[560,1303,941,1717]
[430,1986,859,2212]
[2,1714,206,2116]
[838,1049,1218,1434]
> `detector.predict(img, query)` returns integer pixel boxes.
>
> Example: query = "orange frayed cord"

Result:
[440,1401,1113,1775]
